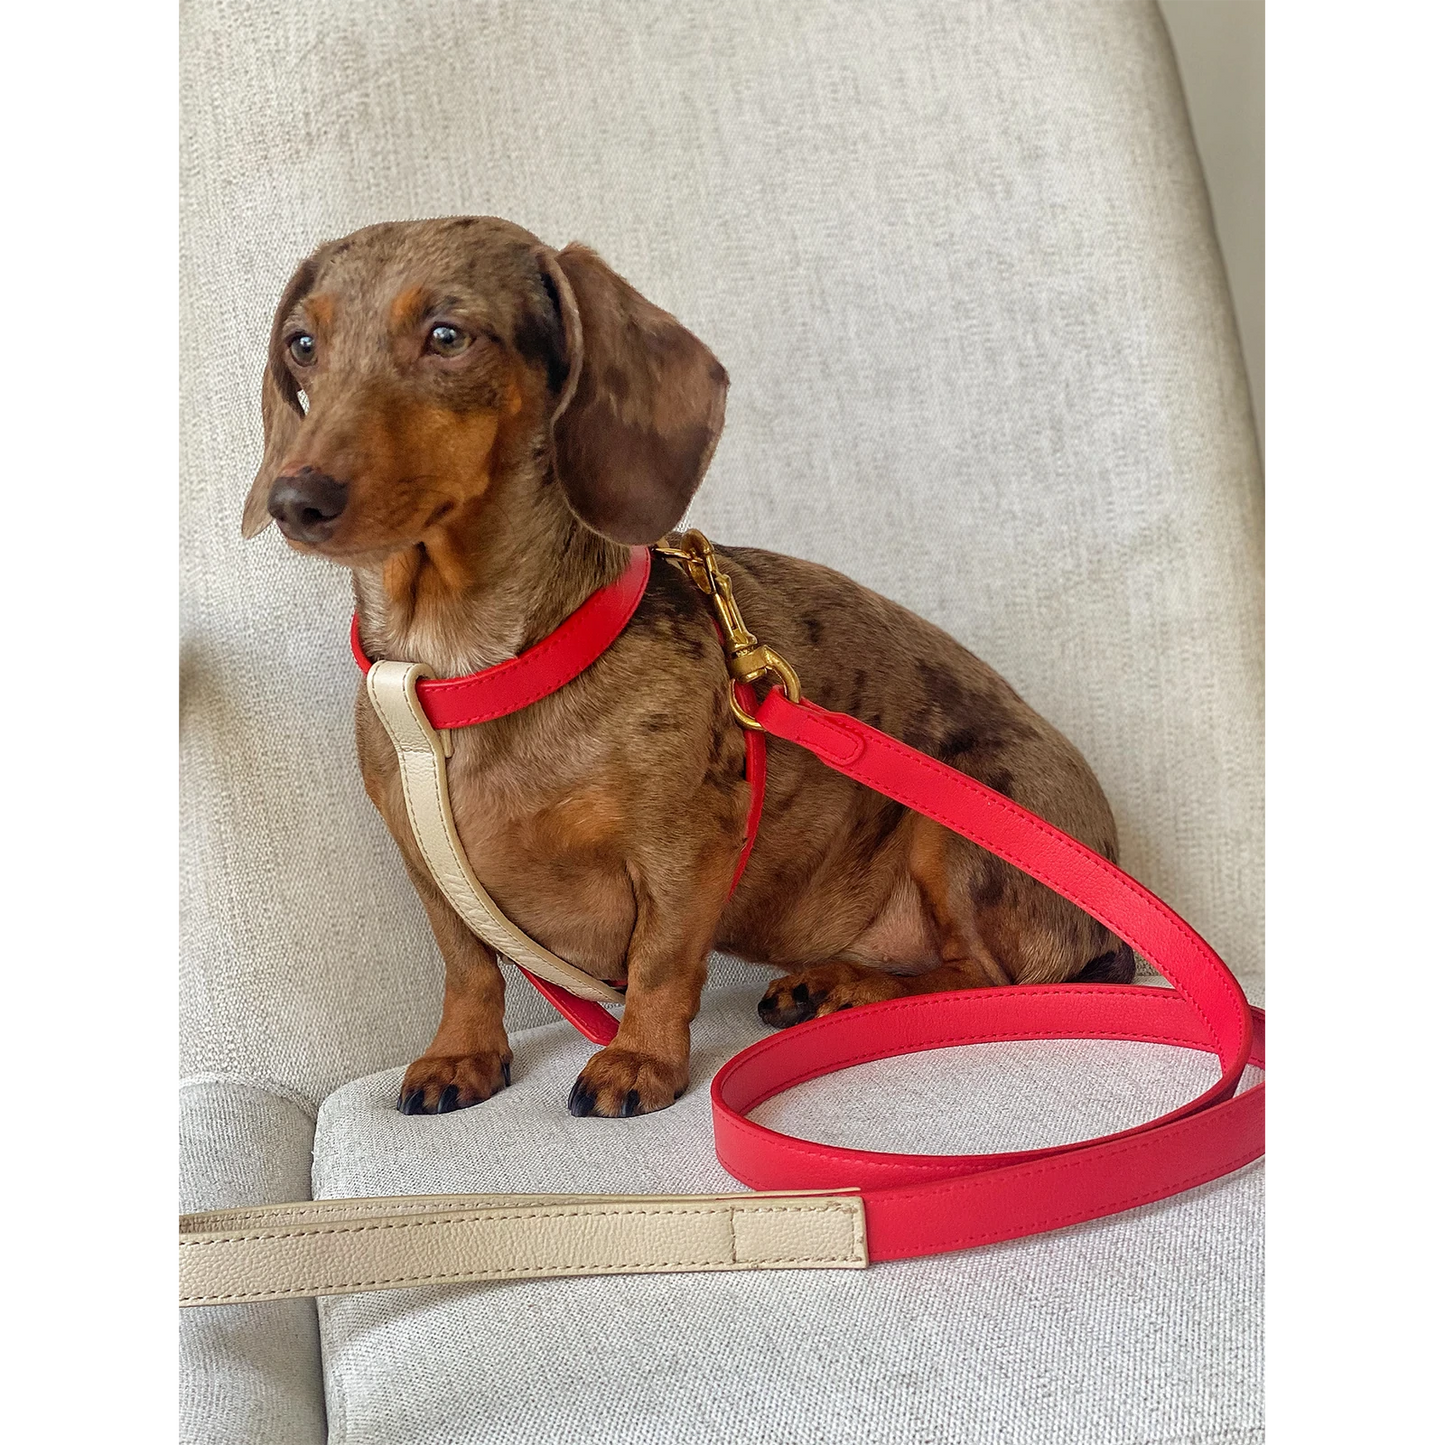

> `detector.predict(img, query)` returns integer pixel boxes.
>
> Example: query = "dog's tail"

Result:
[1073,944,1137,984]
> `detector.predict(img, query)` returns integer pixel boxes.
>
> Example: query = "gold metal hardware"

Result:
[655,529,802,730]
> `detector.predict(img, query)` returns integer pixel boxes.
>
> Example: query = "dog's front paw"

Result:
[398,1050,512,1115]
[567,1047,687,1118]
[757,962,908,1028]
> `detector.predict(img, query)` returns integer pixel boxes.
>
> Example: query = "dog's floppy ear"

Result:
[241,256,319,539]
[538,244,728,545]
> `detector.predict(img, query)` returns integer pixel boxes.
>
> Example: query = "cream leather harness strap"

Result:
[180,1190,867,1305]
[365,659,624,1007]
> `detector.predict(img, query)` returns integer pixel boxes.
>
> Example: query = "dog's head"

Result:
[242,218,728,559]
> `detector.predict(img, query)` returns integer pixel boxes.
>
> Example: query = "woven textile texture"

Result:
[180,1,1263,1440]
[179,1076,326,1445]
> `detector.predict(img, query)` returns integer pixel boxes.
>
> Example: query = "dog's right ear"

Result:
[241,257,318,539]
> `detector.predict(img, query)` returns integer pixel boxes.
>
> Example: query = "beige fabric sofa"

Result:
[180,3,1264,1441]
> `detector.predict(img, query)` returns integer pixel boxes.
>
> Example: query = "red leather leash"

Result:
[720,688,1262,1256]
[352,545,1264,1256]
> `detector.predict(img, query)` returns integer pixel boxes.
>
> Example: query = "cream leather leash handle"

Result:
[179,1190,866,1305]
[365,660,624,1007]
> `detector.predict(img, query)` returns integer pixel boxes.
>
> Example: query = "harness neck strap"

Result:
[351,546,652,729]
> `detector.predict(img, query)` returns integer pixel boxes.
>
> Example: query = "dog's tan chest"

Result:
[445,753,639,981]
[357,694,638,981]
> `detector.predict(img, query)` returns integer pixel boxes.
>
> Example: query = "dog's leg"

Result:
[757,811,1123,1025]
[397,859,513,1115]
[758,815,1017,1027]
[566,852,733,1118]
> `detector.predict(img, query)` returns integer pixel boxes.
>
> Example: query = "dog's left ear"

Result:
[241,256,319,539]
[538,244,728,545]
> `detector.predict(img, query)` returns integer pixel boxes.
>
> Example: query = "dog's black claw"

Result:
[759,982,819,1029]
[501,1059,512,1087]
[621,1089,641,1117]
[400,1088,428,1115]
[437,1084,461,1114]
[834,1002,854,1011]
[567,1078,596,1117]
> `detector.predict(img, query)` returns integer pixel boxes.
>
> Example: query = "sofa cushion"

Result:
[312,985,1262,1445]
[180,1076,327,1445]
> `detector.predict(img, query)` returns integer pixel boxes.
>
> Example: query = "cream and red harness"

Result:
[179,532,1264,1307]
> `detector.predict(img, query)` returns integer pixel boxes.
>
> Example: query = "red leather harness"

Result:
[352,544,1264,1261]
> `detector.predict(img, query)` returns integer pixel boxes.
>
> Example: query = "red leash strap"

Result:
[513,969,619,1046]
[729,681,768,892]
[352,536,1264,1256]
[709,690,1264,1258]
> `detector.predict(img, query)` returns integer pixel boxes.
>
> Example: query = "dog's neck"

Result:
[351,471,632,678]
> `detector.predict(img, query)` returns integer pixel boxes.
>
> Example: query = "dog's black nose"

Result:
[268,468,350,543]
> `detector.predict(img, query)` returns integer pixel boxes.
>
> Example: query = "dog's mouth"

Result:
[278,529,414,568]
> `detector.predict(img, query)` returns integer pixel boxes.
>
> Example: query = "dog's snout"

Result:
[269,468,350,543]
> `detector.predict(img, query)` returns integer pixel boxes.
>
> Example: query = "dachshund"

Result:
[243,216,1133,1119]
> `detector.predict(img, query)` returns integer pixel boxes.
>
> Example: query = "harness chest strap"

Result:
[180,537,1264,1306]
[365,659,625,1015]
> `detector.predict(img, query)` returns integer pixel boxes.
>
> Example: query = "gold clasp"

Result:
[655,529,802,730]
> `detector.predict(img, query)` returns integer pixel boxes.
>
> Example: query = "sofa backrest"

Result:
[181,0,1262,1102]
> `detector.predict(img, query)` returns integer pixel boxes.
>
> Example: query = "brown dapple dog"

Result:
[243,217,1132,1120]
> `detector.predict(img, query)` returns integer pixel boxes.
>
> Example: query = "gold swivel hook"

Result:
[654,529,802,730]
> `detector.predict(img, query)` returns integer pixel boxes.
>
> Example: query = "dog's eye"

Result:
[427,324,470,357]
[288,333,317,366]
